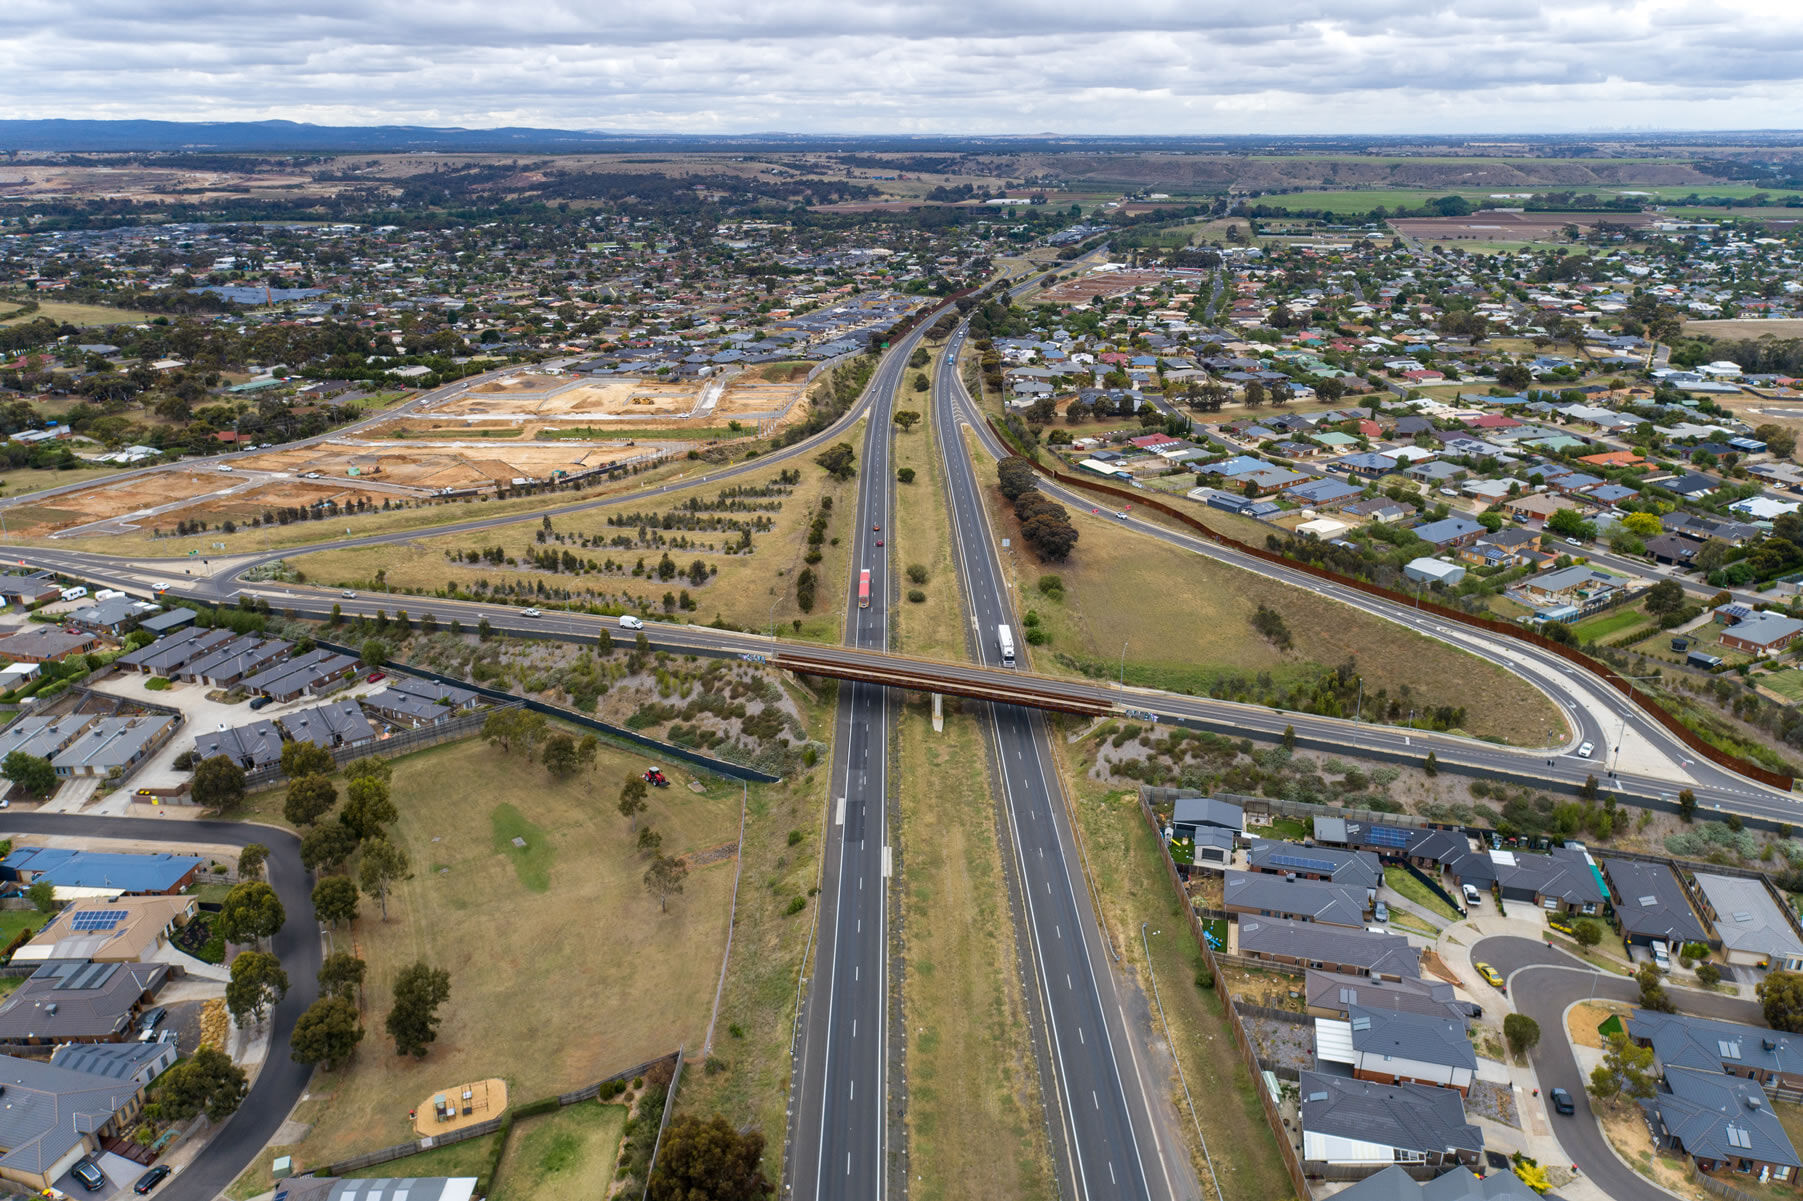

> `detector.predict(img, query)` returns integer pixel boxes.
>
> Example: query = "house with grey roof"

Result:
[281,699,377,751]
[1644,1065,1800,1183]
[1410,516,1485,549]
[1692,872,1803,972]
[363,676,482,728]
[48,715,176,779]
[1315,1005,1478,1095]
[1631,1009,1803,1093]
[116,626,232,676]
[1236,916,1419,979]
[1305,972,1477,1023]
[241,649,360,702]
[0,961,168,1046]
[1330,1164,1540,1201]
[1168,795,1241,868]
[1299,1070,1483,1175]
[0,1048,168,1190]
[1486,847,1606,915]
[1245,839,1381,891]
[193,718,285,772]
[1224,870,1370,929]
[1600,858,1707,948]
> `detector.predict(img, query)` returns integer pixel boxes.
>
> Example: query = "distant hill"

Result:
[0,119,662,153]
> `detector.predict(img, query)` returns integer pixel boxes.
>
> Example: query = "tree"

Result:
[1621,511,1663,538]
[542,733,579,778]
[237,843,270,882]
[283,774,338,827]
[226,950,289,1027]
[1677,788,1697,823]
[360,639,388,668]
[152,1046,247,1123]
[596,627,614,654]
[619,776,649,831]
[341,776,398,841]
[893,409,921,433]
[386,960,451,1058]
[290,995,364,1070]
[301,823,359,873]
[1590,1031,1657,1102]
[1,752,55,798]
[1637,961,1675,1013]
[312,876,360,927]
[645,854,688,913]
[1761,970,1803,1033]
[814,442,857,480]
[648,1114,775,1201]
[1503,1013,1541,1059]
[483,708,547,756]
[1282,724,1296,751]
[638,826,664,856]
[26,880,56,914]
[318,951,368,1001]
[217,881,285,946]
[897,467,916,484]
[1424,750,1438,776]
[358,838,413,920]
[1571,919,1604,949]
[192,754,247,812]
[280,740,334,779]
[1644,579,1686,616]
[1546,507,1596,542]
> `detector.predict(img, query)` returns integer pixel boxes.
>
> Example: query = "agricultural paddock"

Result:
[1389,210,1659,242]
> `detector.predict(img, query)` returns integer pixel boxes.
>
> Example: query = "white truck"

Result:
[996,624,1016,666]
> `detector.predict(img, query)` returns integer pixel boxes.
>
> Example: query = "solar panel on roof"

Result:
[1638,896,1658,907]
[1727,1126,1752,1149]
[1267,852,1338,874]
[1365,826,1413,848]
[70,910,125,931]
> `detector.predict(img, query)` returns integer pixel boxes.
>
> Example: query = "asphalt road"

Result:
[933,330,1173,1200]
[1473,935,1762,1201]
[0,815,319,1201]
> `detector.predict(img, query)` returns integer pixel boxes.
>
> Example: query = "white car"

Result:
[217,464,234,472]
[342,590,356,599]
[617,615,644,630]
[522,608,541,617]
[1577,740,1595,758]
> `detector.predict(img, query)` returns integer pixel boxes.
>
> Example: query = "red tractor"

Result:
[643,766,670,788]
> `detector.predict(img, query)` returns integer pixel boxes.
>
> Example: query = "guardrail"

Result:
[994,420,1794,791]
[773,649,1109,716]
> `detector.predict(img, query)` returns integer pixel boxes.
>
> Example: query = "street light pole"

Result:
[1119,639,1129,690]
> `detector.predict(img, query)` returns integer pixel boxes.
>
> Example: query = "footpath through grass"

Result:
[899,699,1055,1201]
[1061,735,1294,1201]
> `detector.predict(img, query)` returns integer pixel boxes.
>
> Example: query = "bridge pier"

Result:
[932,691,943,733]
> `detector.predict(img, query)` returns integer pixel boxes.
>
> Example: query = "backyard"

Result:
[494,1101,628,1201]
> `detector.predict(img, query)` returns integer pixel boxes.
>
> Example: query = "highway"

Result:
[931,328,1176,1200]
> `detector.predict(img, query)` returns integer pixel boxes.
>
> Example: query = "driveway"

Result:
[1472,935,1762,1201]
[0,814,318,1201]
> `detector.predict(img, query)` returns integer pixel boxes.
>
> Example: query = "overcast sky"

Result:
[4,0,1802,135]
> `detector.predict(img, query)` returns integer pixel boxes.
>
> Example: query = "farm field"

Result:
[0,298,155,326]
[962,434,1563,745]
[1686,318,1803,340]
[226,733,740,1185]
[1249,188,1497,213]
[290,419,868,642]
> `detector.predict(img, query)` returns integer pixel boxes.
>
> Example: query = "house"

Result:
[1692,872,1803,972]
[0,628,100,664]
[1720,613,1803,656]
[116,626,233,676]
[1517,564,1624,609]
[181,635,291,687]
[1334,452,1400,479]
[1327,1164,1540,1201]
[364,677,482,728]
[0,961,169,1045]
[1600,858,1707,948]
[1,847,201,898]
[1487,847,1606,914]
[1630,1010,1803,1092]
[281,699,378,751]
[1298,1071,1482,1174]
[136,607,195,636]
[1168,796,1242,867]
[1314,1004,1478,1094]
[1236,916,1418,978]
[1344,498,1412,524]
[1410,517,1485,549]
[0,716,96,764]
[1404,558,1466,587]
[1287,477,1365,508]
[1643,1065,1800,1183]
[1458,527,1541,568]
[12,896,194,965]
[240,649,360,702]
[48,716,176,779]
[1224,871,1370,928]
[1305,972,1477,1023]
[192,718,285,771]
[1503,492,1582,524]
[0,575,62,608]
[1246,839,1381,890]
[1646,534,1700,567]
[0,1047,171,1191]
[66,597,155,637]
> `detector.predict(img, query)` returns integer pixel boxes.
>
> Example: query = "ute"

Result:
[643,766,670,788]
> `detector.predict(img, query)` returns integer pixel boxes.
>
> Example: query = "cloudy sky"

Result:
[4,0,1802,134]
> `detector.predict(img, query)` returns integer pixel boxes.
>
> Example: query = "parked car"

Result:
[134,1164,171,1194]
[1462,883,1485,906]
[367,671,386,683]
[1549,1087,1575,1115]
[137,1005,167,1036]
[1475,962,1505,989]
[248,696,272,710]
[71,1160,105,1192]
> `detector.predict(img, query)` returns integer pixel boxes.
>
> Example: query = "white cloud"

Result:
[1,0,1800,133]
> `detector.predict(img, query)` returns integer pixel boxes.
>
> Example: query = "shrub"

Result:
[907,589,926,603]
[787,830,803,846]
[1037,574,1064,598]
[784,896,807,916]
[145,677,171,691]
[906,564,929,585]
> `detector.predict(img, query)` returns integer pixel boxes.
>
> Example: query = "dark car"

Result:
[71,1159,106,1192]
[1550,1087,1575,1115]
[248,695,273,710]
[134,1164,171,1194]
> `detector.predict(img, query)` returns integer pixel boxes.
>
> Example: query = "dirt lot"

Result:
[1036,269,1174,305]
[231,440,649,492]
[4,470,238,535]
[439,371,806,425]
[1389,210,1659,242]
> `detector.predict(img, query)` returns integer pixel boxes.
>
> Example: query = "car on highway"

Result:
[875,539,883,547]
[1577,740,1594,758]
[1115,511,1129,519]
[872,524,880,532]
[217,464,234,472]
[367,671,386,683]
[152,582,170,595]
[523,608,541,617]
[1474,962,1505,989]
[1549,1087,1575,1115]
[71,1160,105,1192]
[134,1164,171,1194]
[342,590,356,598]
[618,615,644,630]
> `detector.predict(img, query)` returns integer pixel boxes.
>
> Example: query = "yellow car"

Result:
[1475,962,1505,989]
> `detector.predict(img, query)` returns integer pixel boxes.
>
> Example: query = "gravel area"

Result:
[1467,1078,1520,1128]
[1242,1014,1316,1073]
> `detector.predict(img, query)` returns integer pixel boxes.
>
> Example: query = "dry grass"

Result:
[899,698,1056,1201]
[1686,318,1803,340]
[493,1101,628,1201]
[288,424,866,643]
[1566,1000,1633,1049]
[961,432,1563,745]
[0,465,133,501]
[0,299,152,326]
[892,354,969,661]
[1598,1100,1713,1201]
[230,733,739,1181]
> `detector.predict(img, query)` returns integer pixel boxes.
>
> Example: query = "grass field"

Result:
[228,733,740,1183]
[0,909,50,947]
[1059,769,1293,1201]
[0,298,154,327]
[899,699,1055,1201]
[1248,189,1495,214]
[1383,866,1462,923]
[1761,669,1803,701]
[494,1101,628,1201]
[1686,318,1803,340]
[1573,607,1649,644]
[893,351,969,661]
[0,464,133,500]
[962,434,1563,745]
[289,420,866,643]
